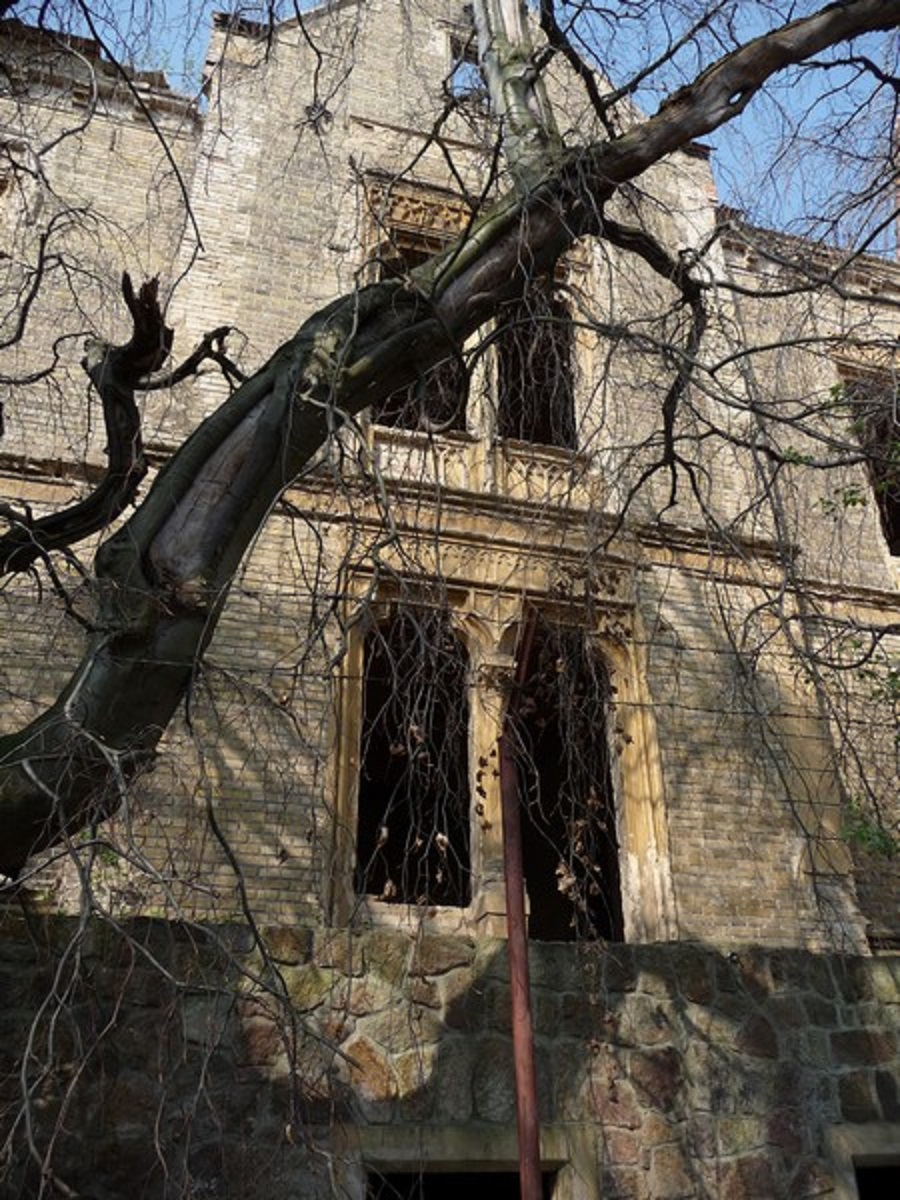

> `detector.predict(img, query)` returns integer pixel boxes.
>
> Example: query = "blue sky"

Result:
[10,1,898,253]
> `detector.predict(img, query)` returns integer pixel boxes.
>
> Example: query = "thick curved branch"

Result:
[591,0,900,183]
[0,274,171,575]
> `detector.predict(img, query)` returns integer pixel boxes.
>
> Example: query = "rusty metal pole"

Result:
[499,614,542,1200]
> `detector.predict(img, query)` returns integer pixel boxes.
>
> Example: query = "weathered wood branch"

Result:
[0,274,170,576]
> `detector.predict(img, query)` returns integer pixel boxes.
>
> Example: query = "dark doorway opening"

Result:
[367,1170,556,1199]
[855,1163,900,1198]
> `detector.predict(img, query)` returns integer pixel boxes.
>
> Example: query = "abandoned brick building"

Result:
[0,3,898,1198]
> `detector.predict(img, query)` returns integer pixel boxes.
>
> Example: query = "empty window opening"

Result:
[496,283,576,449]
[844,372,900,555]
[513,621,624,942]
[356,606,471,906]
[367,1170,556,1199]
[855,1162,900,1198]
[447,27,485,104]
[374,236,468,433]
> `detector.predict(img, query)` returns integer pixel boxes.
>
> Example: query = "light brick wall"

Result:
[0,5,896,949]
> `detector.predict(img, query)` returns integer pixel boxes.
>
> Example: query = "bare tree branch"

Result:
[0,273,171,575]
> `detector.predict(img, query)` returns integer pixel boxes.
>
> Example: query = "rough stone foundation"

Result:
[1,911,897,1198]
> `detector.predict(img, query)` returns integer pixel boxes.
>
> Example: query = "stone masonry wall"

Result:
[2,911,898,1199]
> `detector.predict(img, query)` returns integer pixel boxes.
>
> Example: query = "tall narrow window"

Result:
[512,620,624,942]
[845,371,900,555]
[355,606,471,907]
[447,29,485,106]
[496,282,576,449]
[374,236,468,432]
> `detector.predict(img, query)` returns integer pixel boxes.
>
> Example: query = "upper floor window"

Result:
[495,281,577,450]
[355,604,471,907]
[447,28,485,106]
[374,234,468,433]
[364,178,473,434]
[843,370,900,556]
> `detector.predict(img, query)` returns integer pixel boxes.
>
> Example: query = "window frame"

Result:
[840,367,900,558]
[327,577,676,944]
[339,1122,599,1200]
[354,601,474,909]
[493,275,579,451]
[362,176,478,436]
[446,27,487,108]
[827,1123,900,1199]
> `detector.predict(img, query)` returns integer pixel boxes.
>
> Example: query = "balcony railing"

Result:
[370,426,597,511]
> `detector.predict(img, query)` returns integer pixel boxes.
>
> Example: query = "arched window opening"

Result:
[355,606,471,907]
[513,621,624,942]
[374,236,468,433]
[495,282,576,449]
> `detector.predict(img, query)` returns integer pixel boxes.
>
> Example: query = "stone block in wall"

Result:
[628,1046,682,1113]
[869,957,900,1004]
[764,1105,807,1156]
[875,1068,900,1121]
[617,992,674,1047]
[603,1126,641,1167]
[263,925,313,965]
[345,1033,397,1113]
[800,992,838,1027]
[363,929,414,987]
[472,1035,516,1122]
[647,1141,694,1200]
[394,1044,439,1121]
[671,943,715,1005]
[718,1154,779,1200]
[830,955,879,1003]
[788,1159,835,1198]
[603,943,638,993]
[734,1013,779,1059]
[587,1045,643,1130]
[437,965,485,1033]
[838,1070,881,1122]
[769,947,836,996]
[431,1033,476,1122]
[314,929,366,977]
[830,1027,897,1067]
[409,933,475,977]
[283,963,333,1012]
